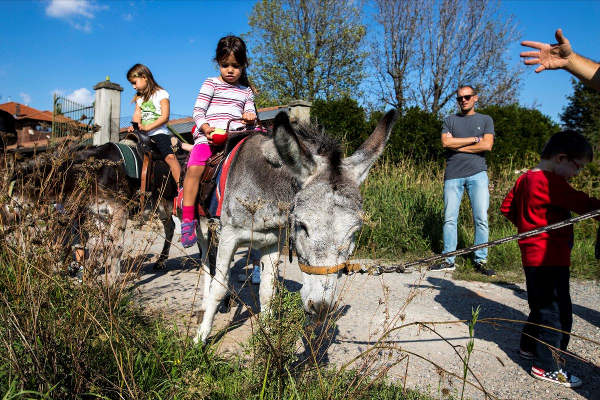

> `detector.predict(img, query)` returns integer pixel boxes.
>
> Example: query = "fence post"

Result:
[93,77,123,145]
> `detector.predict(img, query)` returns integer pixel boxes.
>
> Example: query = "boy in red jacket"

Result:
[501,130,600,388]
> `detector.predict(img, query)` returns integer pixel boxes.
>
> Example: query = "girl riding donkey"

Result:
[181,36,257,248]
[126,64,182,191]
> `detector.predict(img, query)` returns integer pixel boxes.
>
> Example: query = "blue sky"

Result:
[0,0,598,124]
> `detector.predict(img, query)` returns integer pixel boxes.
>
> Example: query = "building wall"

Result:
[16,119,50,147]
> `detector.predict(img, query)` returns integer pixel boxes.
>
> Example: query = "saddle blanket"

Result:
[113,142,141,179]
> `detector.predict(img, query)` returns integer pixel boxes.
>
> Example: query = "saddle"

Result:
[196,147,227,216]
[195,130,257,217]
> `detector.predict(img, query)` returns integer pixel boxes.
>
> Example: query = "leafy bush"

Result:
[312,98,561,169]
[478,104,558,169]
[311,97,369,155]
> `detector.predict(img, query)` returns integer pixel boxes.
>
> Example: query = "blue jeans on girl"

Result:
[442,171,489,264]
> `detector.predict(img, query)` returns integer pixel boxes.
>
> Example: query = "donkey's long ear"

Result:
[273,112,316,184]
[342,109,397,184]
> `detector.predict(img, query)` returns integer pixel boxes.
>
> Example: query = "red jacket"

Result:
[500,170,600,267]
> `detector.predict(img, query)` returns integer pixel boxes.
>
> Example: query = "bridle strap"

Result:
[298,261,363,275]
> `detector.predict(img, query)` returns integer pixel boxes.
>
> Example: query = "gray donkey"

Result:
[196,110,397,343]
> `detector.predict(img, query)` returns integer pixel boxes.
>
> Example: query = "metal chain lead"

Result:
[361,208,600,275]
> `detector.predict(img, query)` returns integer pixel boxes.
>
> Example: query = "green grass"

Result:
[3,149,597,398]
[1,151,442,399]
[359,158,600,282]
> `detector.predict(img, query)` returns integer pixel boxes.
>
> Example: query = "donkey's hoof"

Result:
[218,299,231,314]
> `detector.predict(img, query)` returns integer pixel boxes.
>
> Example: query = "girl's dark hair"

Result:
[126,64,163,103]
[215,35,253,90]
[541,130,593,161]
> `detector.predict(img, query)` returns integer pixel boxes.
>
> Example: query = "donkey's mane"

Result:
[293,122,343,187]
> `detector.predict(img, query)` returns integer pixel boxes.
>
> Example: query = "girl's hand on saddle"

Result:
[127,125,135,133]
[242,112,256,125]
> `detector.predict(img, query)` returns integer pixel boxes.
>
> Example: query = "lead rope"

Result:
[359,208,600,275]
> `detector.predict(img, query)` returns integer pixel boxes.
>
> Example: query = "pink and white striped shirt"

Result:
[192,77,256,144]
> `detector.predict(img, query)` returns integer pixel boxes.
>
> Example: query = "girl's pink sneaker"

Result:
[181,220,198,248]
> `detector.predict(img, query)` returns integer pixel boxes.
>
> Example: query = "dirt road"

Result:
[127,221,600,400]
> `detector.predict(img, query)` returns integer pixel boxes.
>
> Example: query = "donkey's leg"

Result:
[194,217,210,312]
[155,199,174,270]
[258,244,280,313]
[196,216,207,264]
[194,226,237,344]
[201,218,218,312]
[106,200,128,283]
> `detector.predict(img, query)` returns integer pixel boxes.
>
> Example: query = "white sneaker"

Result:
[251,264,261,285]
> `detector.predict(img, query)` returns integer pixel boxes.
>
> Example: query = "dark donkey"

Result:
[68,139,207,276]
[6,138,206,280]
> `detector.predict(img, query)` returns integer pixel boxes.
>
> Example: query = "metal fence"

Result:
[52,94,96,145]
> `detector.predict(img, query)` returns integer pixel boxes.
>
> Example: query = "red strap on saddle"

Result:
[215,137,249,217]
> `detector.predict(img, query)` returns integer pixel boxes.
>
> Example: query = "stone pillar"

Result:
[288,100,312,124]
[93,77,123,145]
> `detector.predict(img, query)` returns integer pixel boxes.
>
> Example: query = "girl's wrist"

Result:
[474,136,480,143]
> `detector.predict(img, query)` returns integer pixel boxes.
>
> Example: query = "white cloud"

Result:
[123,13,133,21]
[19,93,31,104]
[46,0,95,18]
[72,21,92,32]
[45,0,108,32]
[66,88,94,105]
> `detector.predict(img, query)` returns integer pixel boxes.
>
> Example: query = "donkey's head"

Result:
[273,110,397,316]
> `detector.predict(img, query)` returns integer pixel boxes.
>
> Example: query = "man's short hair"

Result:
[540,130,593,161]
[457,85,477,95]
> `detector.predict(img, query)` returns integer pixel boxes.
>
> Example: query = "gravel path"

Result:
[126,221,600,400]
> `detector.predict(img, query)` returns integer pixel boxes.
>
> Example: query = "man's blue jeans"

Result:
[443,171,489,264]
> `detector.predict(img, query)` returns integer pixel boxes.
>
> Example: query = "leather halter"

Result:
[298,261,363,275]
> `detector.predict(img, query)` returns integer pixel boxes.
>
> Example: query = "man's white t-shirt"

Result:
[137,89,170,136]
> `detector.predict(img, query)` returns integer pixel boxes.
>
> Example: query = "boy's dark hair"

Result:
[215,35,252,88]
[540,130,594,161]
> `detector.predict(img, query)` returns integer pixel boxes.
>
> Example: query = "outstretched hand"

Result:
[520,28,573,72]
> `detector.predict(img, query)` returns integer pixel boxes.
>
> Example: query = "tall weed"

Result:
[360,158,600,280]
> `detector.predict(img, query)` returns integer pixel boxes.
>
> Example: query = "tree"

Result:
[372,0,521,115]
[561,79,600,146]
[415,0,522,115]
[246,0,367,103]
[479,104,558,168]
[311,97,368,155]
[381,107,443,163]
[369,0,423,110]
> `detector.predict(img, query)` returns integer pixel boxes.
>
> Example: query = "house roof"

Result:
[0,102,55,122]
[0,102,83,125]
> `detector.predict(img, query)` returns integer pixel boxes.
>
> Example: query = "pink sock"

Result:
[182,206,195,222]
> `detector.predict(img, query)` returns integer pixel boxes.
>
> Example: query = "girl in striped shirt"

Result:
[181,36,256,248]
